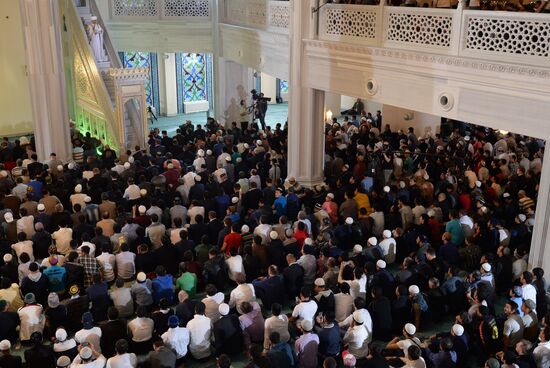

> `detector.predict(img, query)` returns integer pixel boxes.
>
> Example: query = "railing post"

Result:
[377,0,386,47]
[451,0,466,56]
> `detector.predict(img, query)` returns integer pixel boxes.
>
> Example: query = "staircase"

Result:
[67,0,149,152]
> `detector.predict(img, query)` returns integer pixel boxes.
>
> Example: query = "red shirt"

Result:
[223,232,242,256]
[293,230,308,249]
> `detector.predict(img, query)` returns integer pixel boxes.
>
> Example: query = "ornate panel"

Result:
[464,17,550,58]
[121,52,159,110]
[163,0,210,17]
[386,12,453,48]
[268,2,290,29]
[74,51,96,103]
[323,8,378,40]
[182,53,207,102]
[112,0,158,17]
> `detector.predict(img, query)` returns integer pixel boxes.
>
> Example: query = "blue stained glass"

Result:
[181,53,206,102]
[122,51,158,109]
[279,79,289,93]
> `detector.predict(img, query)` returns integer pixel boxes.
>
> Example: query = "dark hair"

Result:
[300,286,311,299]
[195,301,206,314]
[217,354,231,368]
[29,262,39,272]
[115,339,129,354]
[108,307,119,320]
[408,345,421,360]
[271,303,282,316]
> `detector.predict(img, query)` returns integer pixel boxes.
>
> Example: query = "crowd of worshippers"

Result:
[0,115,548,368]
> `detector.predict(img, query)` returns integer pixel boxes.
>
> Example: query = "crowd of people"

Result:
[0,110,548,368]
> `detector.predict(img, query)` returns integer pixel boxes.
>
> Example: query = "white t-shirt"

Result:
[397,337,421,357]
[106,353,137,368]
[403,356,427,368]
[161,327,190,359]
[522,284,537,308]
[291,300,318,324]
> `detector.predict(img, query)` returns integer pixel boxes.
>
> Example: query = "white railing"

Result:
[110,0,211,21]
[317,4,550,66]
[223,0,290,33]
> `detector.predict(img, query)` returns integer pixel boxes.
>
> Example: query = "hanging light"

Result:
[325,109,333,122]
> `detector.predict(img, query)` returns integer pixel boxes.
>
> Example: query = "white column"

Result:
[261,73,277,104]
[529,147,550,271]
[216,58,253,128]
[19,0,72,162]
[158,53,178,116]
[287,0,325,188]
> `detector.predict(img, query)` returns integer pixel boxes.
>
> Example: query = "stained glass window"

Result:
[175,52,211,113]
[120,51,159,110]
[279,79,289,93]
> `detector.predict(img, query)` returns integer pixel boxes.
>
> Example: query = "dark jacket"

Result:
[213,314,243,355]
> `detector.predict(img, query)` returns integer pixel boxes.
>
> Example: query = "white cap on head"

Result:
[37,203,45,211]
[423,173,430,180]
[383,230,392,238]
[124,162,131,169]
[231,197,239,204]
[404,323,416,335]
[219,303,230,316]
[84,196,91,203]
[91,16,98,20]
[464,135,470,141]
[167,163,174,169]
[0,340,10,351]
[518,214,526,222]
[327,193,334,199]
[225,156,231,162]
[3,211,14,223]
[270,230,279,240]
[80,347,93,360]
[353,244,362,254]
[3,254,12,263]
[383,185,390,193]
[503,192,510,198]
[399,181,406,189]
[314,278,325,287]
[198,149,205,157]
[55,328,68,342]
[75,184,82,193]
[136,272,146,282]
[256,140,262,146]
[352,310,365,324]
[427,210,435,217]
[243,143,249,149]
[368,237,377,246]
[408,285,420,295]
[475,180,482,188]
[300,319,313,332]
[140,189,147,196]
[68,162,75,170]
[304,238,313,246]
[345,217,353,225]
[128,156,135,163]
[138,205,146,214]
[481,263,491,272]
[376,260,386,269]
[0,171,7,178]
[452,324,464,337]
[57,165,63,171]
[241,225,249,233]
[206,149,212,155]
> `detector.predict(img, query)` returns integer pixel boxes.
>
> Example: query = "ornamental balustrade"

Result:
[223,0,290,33]
[110,0,211,20]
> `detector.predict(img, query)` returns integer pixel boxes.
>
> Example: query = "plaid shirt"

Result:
[78,254,101,288]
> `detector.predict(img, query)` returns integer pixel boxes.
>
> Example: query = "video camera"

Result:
[250,89,272,102]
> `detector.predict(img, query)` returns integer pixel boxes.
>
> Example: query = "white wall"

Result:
[340,95,383,116]
[260,73,277,104]
[382,105,441,136]
[158,53,178,116]
[0,1,33,136]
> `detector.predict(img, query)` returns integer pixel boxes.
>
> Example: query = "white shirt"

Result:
[226,255,244,281]
[343,325,369,358]
[379,238,396,263]
[533,340,550,368]
[79,241,96,257]
[128,317,154,342]
[70,193,88,211]
[97,253,116,282]
[340,308,373,342]
[254,224,272,244]
[403,357,427,368]
[522,284,537,309]
[106,353,137,368]
[187,206,205,225]
[161,327,190,358]
[52,228,73,255]
[229,284,256,314]
[12,240,34,261]
[17,304,45,341]
[334,293,354,323]
[291,300,318,324]
[397,337,422,357]
[123,184,141,201]
[75,327,102,352]
[16,215,35,238]
[186,314,212,359]
[115,251,136,279]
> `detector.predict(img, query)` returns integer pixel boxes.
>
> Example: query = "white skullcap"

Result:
[243,143,249,149]
[140,189,147,196]
[84,196,91,203]
[383,230,392,238]
[345,217,353,225]
[218,303,230,316]
[225,156,231,162]
[353,244,362,254]
[475,180,482,188]
[383,186,390,193]
[300,319,313,332]
[3,254,12,263]
[68,163,75,170]
[499,229,508,242]
[368,237,377,246]
[304,238,313,246]
[481,263,491,272]
[57,165,63,171]
[518,214,526,223]
[198,149,205,157]
[270,231,279,240]
[231,197,239,204]
[55,328,68,342]
[194,175,202,182]
[352,310,365,324]
[376,260,386,269]
[128,156,135,163]
[138,205,146,214]
[314,278,325,287]
[0,340,10,351]
[0,171,7,177]
[80,347,93,360]
[404,323,416,335]
[75,184,82,193]
[481,300,488,307]
[241,225,249,233]
[423,174,430,180]
[206,149,212,155]
[327,193,335,199]
[167,163,174,169]
[37,203,46,211]
[503,192,510,198]
[124,162,131,169]
[136,272,146,282]
[408,285,420,295]
[399,181,406,189]
[464,135,470,142]
[4,213,13,223]
[256,140,262,146]
[452,324,464,337]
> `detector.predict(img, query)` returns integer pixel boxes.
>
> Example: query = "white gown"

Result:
[88,23,106,62]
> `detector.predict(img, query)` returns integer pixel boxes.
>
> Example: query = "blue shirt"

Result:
[317,323,341,356]
[152,275,175,304]
[274,197,287,217]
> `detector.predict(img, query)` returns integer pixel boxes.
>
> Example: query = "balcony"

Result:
[109,0,211,21]
[222,0,290,34]
[317,3,550,67]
